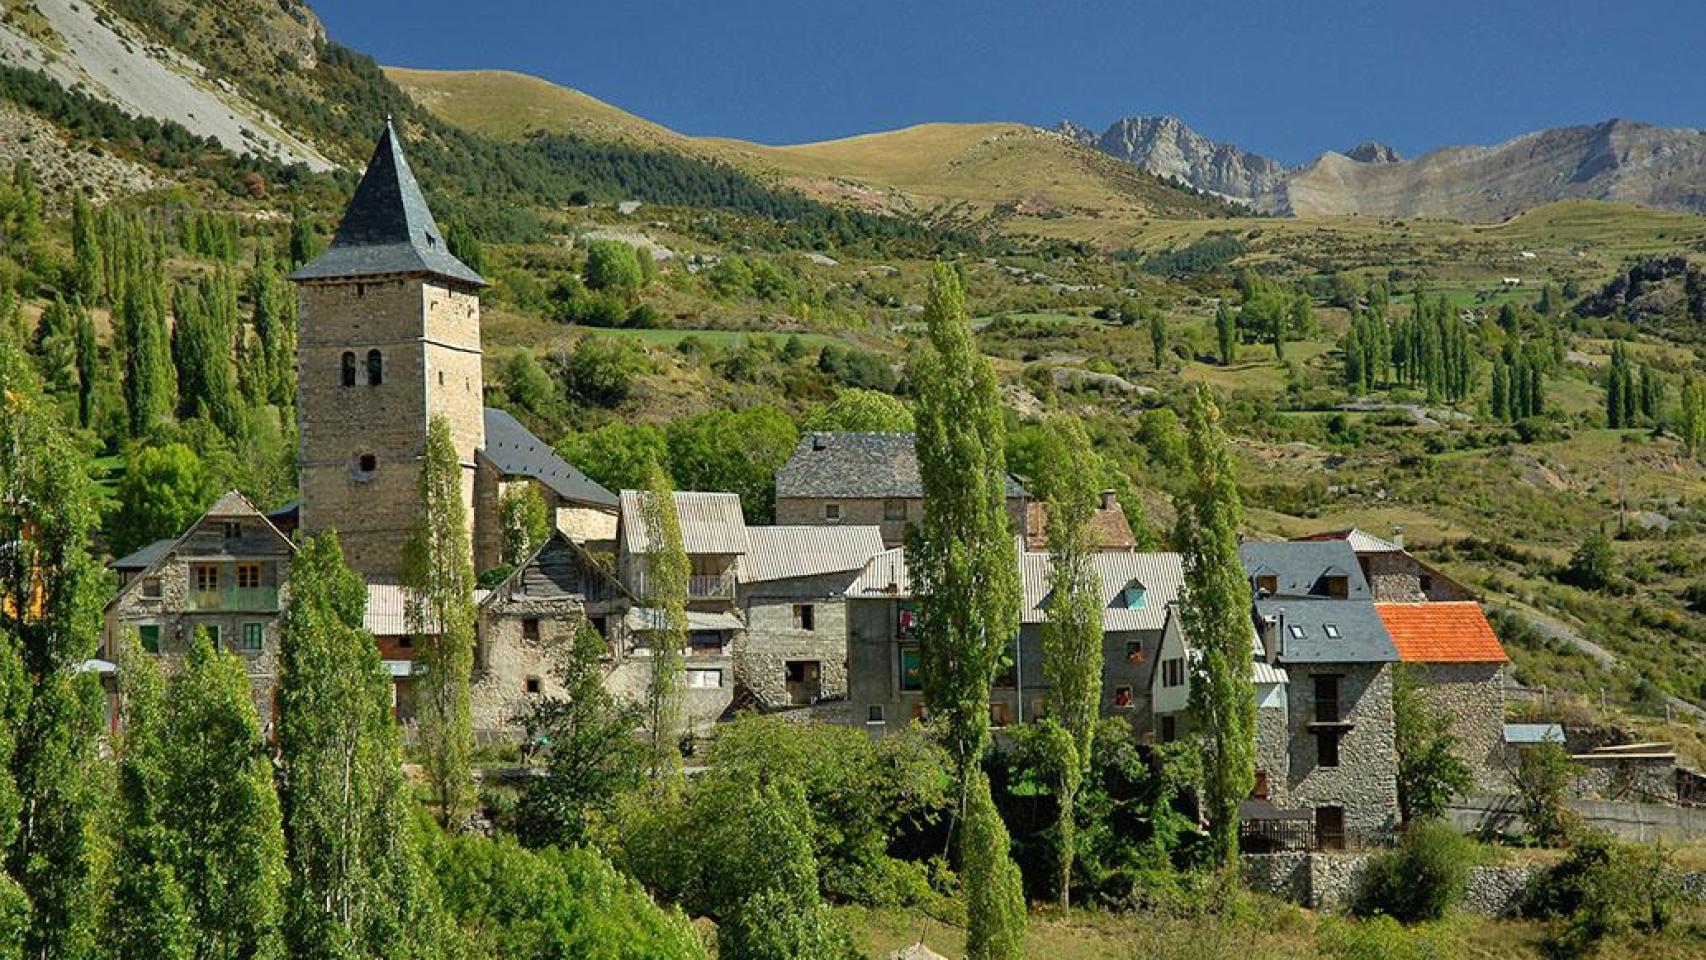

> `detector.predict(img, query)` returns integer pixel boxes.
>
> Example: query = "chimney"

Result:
[1390,525,1405,550]
[1100,489,1118,511]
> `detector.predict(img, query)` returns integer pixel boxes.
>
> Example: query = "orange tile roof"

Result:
[1375,602,1508,663]
[1024,501,1137,551]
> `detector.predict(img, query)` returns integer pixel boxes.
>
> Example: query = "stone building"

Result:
[775,432,1031,548]
[1292,528,1473,603]
[104,491,293,722]
[843,546,1185,736]
[1376,601,1509,791]
[613,489,749,730]
[473,408,619,571]
[471,530,626,738]
[290,118,490,581]
[736,525,884,711]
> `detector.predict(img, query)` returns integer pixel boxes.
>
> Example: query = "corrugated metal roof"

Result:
[847,547,913,597]
[112,538,175,571]
[289,120,486,288]
[1293,528,1404,553]
[1376,602,1509,663]
[775,431,1029,500]
[365,584,491,636]
[1252,658,1290,685]
[481,408,617,507]
[1504,723,1565,745]
[625,608,743,632]
[740,525,885,583]
[1021,552,1184,631]
[619,490,747,556]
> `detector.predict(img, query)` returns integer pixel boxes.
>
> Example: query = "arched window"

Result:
[341,351,357,387]
[366,349,383,386]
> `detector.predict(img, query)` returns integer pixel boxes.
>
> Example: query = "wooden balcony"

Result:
[687,571,736,599]
[187,586,280,612]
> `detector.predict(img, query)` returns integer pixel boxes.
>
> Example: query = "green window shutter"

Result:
[138,624,160,654]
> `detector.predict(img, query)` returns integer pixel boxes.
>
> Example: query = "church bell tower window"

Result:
[341,352,357,387]
[366,349,384,386]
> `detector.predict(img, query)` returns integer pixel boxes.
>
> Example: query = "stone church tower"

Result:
[290,119,487,579]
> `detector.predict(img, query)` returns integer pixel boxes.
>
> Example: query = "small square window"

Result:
[522,618,541,641]
[141,577,162,599]
[1256,575,1278,595]
[222,521,242,539]
[241,622,264,651]
[1113,686,1133,709]
[867,705,885,723]
[793,604,815,631]
[824,502,842,523]
[358,454,378,474]
[883,499,907,522]
[1289,624,1307,640]
[1125,640,1144,663]
[194,564,220,592]
[686,669,722,689]
[399,635,413,650]
[524,676,543,695]
[988,702,1010,728]
[1420,574,1433,592]
[237,563,262,590]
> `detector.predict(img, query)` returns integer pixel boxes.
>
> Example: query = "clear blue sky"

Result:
[315,0,1706,165]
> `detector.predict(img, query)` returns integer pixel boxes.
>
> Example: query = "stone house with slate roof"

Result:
[843,546,1187,736]
[104,491,294,724]
[1292,528,1473,603]
[474,408,619,569]
[775,432,1031,548]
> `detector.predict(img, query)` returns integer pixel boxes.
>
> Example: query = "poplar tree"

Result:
[71,194,103,303]
[1174,385,1255,872]
[1147,310,1167,370]
[1490,357,1510,421]
[1607,342,1629,428]
[906,264,1025,956]
[73,299,97,429]
[278,533,440,959]
[123,280,174,438]
[250,252,298,411]
[640,461,688,788]
[0,340,109,960]
[964,770,1027,960]
[401,416,477,828]
[1033,414,1103,908]
[1214,301,1236,366]
[1682,373,1705,459]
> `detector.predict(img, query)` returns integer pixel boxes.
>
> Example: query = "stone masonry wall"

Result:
[472,595,581,738]
[1285,662,1399,833]
[776,496,1026,548]
[738,571,854,709]
[1412,661,1508,792]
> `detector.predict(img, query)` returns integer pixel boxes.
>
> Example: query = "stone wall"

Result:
[1256,702,1291,805]
[776,495,1026,548]
[738,571,854,709]
[1359,552,1473,603]
[1410,662,1507,791]
[296,277,482,579]
[1284,662,1399,833]
[472,595,582,738]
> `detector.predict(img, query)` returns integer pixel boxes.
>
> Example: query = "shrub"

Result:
[1522,830,1683,957]
[1317,915,1462,960]
[1514,740,1575,844]
[1354,820,1472,922]
[562,336,648,407]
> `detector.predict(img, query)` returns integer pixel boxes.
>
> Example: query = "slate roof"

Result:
[1292,528,1404,553]
[1240,541,1372,599]
[481,408,617,508]
[1020,552,1184,631]
[740,526,885,584]
[1254,597,1399,664]
[775,432,1029,500]
[112,538,174,572]
[289,119,486,288]
[618,490,747,556]
[1375,602,1509,663]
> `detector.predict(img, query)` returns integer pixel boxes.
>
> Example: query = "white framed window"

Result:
[686,669,722,689]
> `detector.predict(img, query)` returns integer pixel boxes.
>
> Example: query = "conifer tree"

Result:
[71,194,103,303]
[1490,357,1510,421]
[1607,341,1631,428]
[1033,414,1103,908]
[1215,301,1236,367]
[906,264,1025,954]
[401,416,477,828]
[73,299,97,429]
[278,533,441,959]
[1682,373,1705,460]
[0,341,109,960]
[640,461,688,788]
[1174,385,1255,872]
[1147,310,1167,370]
[123,277,174,438]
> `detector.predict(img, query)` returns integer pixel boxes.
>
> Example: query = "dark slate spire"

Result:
[290,118,486,287]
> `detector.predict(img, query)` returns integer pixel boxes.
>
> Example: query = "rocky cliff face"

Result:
[1059,115,1290,201]
[1344,140,1401,164]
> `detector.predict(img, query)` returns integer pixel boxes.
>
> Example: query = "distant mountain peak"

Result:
[1345,140,1401,163]
[1060,115,1289,202]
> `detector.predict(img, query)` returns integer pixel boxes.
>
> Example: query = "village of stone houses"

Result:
[6,3,1706,957]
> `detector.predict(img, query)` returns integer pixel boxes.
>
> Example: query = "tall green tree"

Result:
[123,279,174,438]
[1392,667,1473,823]
[110,442,214,557]
[963,770,1027,960]
[1175,385,1255,872]
[71,194,103,303]
[277,533,442,959]
[72,299,97,430]
[799,388,914,432]
[114,631,287,960]
[498,484,551,569]
[1214,301,1236,367]
[1032,415,1103,908]
[514,623,648,849]
[1147,310,1167,370]
[401,416,477,828]
[639,462,688,788]
[0,341,110,960]
[1681,373,1705,459]
[905,264,1025,956]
